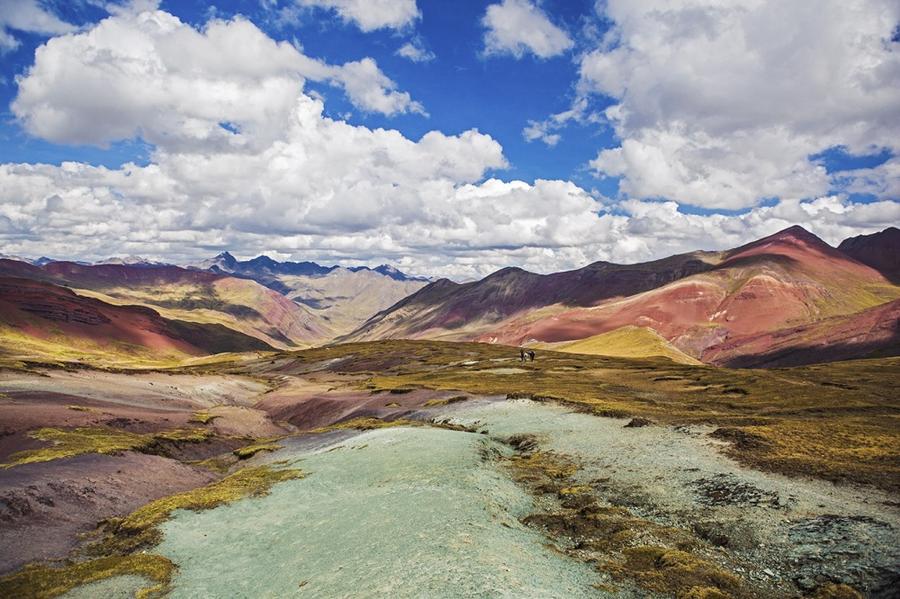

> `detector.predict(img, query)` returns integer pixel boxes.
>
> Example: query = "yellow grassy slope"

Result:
[543,326,701,365]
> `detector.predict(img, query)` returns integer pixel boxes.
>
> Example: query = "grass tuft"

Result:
[2,428,147,468]
[424,395,469,407]
[616,546,742,598]
[0,554,175,599]
[810,583,864,599]
[117,465,304,534]
[1,427,213,469]
[189,411,219,424]
[311,417,421,432]
[233,442,282,459]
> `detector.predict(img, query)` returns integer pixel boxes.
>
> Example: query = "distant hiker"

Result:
[527,350,535,362]
[520,349,526,362]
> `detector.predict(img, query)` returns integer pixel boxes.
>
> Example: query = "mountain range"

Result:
[0,254,427,364]
[344,226,900,367]
[1,225,897,367]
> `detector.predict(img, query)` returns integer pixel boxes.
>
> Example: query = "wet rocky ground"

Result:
[1,364,898,598]
[439,399,900,598]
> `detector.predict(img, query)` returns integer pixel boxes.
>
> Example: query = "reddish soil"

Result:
[348,252,715,341]
[0,366,294,574]
[0,369,288,462]
[480,279,727,346]
[203,406,289,438]
[0,452,217,574]
[0,392,196,462]
[721,225,885,281]
[703,298,900,367]
[256,379,465,430]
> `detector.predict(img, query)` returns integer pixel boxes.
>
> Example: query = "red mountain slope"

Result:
[0,259,330,348]
[702,298,900,367]
[0,276,271,362]
[345,252,716,341]
[347,226,900,366]
[481,227,896,349]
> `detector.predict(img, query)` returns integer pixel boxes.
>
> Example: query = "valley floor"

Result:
[0,341,897,598]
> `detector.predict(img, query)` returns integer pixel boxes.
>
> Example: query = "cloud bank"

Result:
[580,0,900,210]
[0,2,898,281]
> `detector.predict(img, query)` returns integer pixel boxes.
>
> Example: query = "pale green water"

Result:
[156,424,603,598]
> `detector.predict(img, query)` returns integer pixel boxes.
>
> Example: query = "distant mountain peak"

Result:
[766,225,823,244]
[483,266,534,281]
[725,225,838,264]
[838,226,900,283]
[101,255,167,266]
[840,226,900,245]
[195,251,428,282]
[372,264,428,282]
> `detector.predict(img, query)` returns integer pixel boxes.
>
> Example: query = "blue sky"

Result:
[0,0,897,278]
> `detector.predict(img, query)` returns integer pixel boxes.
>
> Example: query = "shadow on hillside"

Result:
[712,253,801,273]
[721,326,900,368]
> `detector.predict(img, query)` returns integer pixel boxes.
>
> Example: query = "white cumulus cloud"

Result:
[580,0,900,210]
[396,39,435,63]
[523,98,601,147]
[0,0,76,53]
[11,8,424,151]
[482,0,573,59]
[296,0,419,32]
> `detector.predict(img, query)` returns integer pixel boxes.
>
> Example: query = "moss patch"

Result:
[189,411,219,424]
[118,465,304,535]
[614,546,742,598]
[423,395,469,407]
[0,427,212,469]
[152,428,211,443]
[311,417,421,433]
[190,455,236,474]
[2,463,304,596]
[811,583,864,599]
[500,430,754,598]
[0,554,175,599]
[2,428,148,468]
[233,442,282,459]
[507,451,579,494]
[311,416,475,434]
[90,465,304,557]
